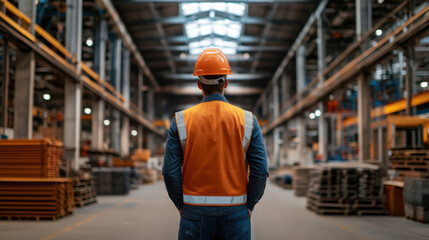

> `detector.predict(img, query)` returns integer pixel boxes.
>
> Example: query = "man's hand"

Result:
[248,209,252,218]
[179,209,182,216]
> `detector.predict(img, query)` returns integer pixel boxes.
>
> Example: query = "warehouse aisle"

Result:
[1,182,429,240]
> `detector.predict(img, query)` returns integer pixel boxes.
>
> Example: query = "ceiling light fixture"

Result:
[103,120,110,126]
[43,94,51,101]
[375,29,383,37]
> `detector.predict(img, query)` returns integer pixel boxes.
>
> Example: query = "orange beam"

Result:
[343,90,429,128]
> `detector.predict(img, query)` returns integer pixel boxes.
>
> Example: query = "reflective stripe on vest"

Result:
[243,110,253,169]
[176,111,187,150]
[183,194,247,205]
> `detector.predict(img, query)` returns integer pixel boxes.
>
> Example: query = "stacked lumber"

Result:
[292,166,315,196]
[0,139,62,178]
[113,158,136,167]
[0,178,74,220]
[390,148,429,179]
[74,178,97,207]
[306,163,386,215]
[92,167,131,195]
[403,178,429,223]
[131,149,151,162]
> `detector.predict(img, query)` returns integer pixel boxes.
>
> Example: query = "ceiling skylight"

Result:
[185,19,242,39]
[189,38,238,55]
[181,2,247,55]
[182,3,246,16]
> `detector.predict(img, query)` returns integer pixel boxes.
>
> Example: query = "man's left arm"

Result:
[162,117,184,211]
[246,115,269,211]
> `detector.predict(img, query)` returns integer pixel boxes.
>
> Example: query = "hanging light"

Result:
[131,130,138,136]
[43,94,51,101]
[375,29,383,36]
[420,82,428,88]
[84,108,92,115]
[309,113,316,120]
[86,37,94,47]
[103,119,110,126]
[315,109,321,117]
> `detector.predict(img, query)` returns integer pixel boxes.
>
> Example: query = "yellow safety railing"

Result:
[0,0,126,104]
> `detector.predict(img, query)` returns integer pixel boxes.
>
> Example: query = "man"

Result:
[163,48,268,240]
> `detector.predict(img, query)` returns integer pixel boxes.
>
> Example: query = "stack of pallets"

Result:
[73,178,97,207]
[292,166,315,196]
[403,178,429,223]
[92,167,131,195]
[0,139,62,178]
[306,163,386,215]
[0,178,74,220]
[390,148,429,179]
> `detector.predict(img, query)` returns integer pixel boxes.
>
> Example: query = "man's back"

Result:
[180,100,250,200]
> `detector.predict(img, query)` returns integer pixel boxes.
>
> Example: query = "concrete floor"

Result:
[0,182,428,240]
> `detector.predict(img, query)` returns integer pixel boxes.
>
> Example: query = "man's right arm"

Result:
[162,117,184,211]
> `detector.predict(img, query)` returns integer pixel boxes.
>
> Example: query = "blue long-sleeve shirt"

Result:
[162,94,268,211]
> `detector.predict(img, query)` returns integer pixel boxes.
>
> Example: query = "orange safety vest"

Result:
[175,100,253,206]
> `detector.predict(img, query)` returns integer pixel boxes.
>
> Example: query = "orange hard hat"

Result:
[193,48,232,76]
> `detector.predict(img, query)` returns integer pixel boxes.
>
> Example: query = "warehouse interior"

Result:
[0,0,429,239]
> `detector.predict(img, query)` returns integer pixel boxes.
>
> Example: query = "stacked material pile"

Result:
[292,166,315,196]
[390,148,429,179]
[0,139,62,178]
[307,163,386,215]
[92,167,131,195]
[0,178,74,220]
[74,178,97,207]
[403,178,429,223]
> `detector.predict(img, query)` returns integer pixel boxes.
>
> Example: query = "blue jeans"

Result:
[179,204,251,240]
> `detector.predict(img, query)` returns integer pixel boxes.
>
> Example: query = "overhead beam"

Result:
[139,45,287,52]
[96,0,160,89]
[126,10,301,27]
[114,0,315,3]
[161,73,271,81]
[135,35,294,44]
[171,55,256,63]
[157,86,263,95]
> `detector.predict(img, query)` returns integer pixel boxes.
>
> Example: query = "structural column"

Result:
[357,72,371,162]
[64,0,83,171]
[147,90,155,154]
[296,45,307,165]
[137,69,144,149]
[1,38,10,135]
[91,18,107,151]
[110,35,122,152]
[317,15,328,162]
[405,44,416,115]
[120,48,131,156]
[355,0,372,38]
[272,81,280,168]
[13,0,36,139]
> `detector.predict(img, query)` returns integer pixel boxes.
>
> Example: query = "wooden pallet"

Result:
[391,165,429,172]
[306,164,385,215]
[0,178,74,221]
[0,139,62,178]
[74,178,97,208]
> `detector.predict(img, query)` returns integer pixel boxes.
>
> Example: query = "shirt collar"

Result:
[201,94,229,103]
